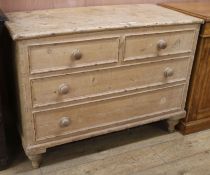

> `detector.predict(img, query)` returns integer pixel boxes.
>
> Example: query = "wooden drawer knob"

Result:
[164,67,174,78]
[59,117,71,128]
[72,49,82,60]
[58,84,70,95]
[157,40,167,50]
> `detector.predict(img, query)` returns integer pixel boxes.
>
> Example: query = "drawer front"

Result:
[34,85,184,141]
[31,57,189,107]
[124,30,195,61]
[29,37,120,74]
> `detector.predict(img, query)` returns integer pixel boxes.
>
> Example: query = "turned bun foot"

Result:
[167,117,180,133]
[27,154,42,169]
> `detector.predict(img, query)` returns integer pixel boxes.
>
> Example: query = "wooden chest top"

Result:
[160,3,210,37]
[5,4,202,40]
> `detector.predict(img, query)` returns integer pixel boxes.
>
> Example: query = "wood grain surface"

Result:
[5,5,202,40]
[160,2,210,22]
[0,0,209,12]
[2,125,210,175]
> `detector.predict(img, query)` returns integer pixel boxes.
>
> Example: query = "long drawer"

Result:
[31,57,190,107]
[124,30,195,61]
[34,85,184,141]
[29,37,120,74]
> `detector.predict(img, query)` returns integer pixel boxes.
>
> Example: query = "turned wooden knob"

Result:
[71,49,82,60]
[157,40,167,50]
[58,84,70,95]
[59,117,71,128]
[164,67,174,78]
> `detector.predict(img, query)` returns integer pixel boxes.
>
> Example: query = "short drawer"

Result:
[124,30,195,61]
[29,37,120,74]
[34,85,184,141]
[31,57,190,107]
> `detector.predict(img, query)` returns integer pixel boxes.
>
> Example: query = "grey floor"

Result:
[1,122,210,175]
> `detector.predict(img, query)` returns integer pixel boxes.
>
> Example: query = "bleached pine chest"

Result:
[5,4,202,168]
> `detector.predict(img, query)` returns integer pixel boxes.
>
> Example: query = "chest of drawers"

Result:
[160,3,210,134]
[5,4,202,168]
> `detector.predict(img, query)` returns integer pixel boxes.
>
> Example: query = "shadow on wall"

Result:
[0,0,209,12]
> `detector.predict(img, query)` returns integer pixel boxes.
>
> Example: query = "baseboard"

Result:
[178,117,210,135]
